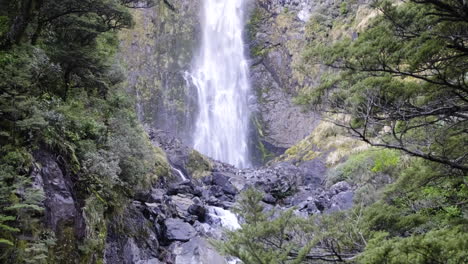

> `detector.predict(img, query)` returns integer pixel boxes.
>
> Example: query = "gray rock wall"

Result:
[118,0,372,164]
[247,0,374,159]
[118,1,201,144]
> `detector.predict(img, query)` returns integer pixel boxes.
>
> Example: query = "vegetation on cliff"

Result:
[0,0,171,262]
[218,0,467,263]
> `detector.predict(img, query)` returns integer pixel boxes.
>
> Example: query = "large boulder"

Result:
[240,162,305,199]
[171,194,196,219]
[122,238,160,264]
[174,237,228,264]
[164,218,197,242]
[327,191,354,212]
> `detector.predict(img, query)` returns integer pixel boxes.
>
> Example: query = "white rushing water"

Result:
[186,0,251,168]
[208,206,241,230]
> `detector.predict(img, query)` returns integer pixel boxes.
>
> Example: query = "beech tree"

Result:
[303,0,468,171]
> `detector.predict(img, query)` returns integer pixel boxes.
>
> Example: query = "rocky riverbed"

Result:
[98,129,355,264]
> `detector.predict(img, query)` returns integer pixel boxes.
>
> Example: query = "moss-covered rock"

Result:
[186,150,212,179]
[276,119,369,166]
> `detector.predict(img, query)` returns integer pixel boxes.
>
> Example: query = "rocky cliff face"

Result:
[118,1,201,143]
[31,130,355,264]
[247,0,374,159]
[117,0,374,164]
[118,0,360,162]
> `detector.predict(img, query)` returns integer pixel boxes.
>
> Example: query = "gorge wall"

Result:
[118,0,375,165]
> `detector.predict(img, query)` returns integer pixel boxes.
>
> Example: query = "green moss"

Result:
[246,7,265,40]
[187,150,212,179]
[79,196,107,264]
[0,16,9,37]
[52,225,79,263]
[257,141,275,163]
[153,145,171,179]
[340,2,348,15]
[303,150,319,161]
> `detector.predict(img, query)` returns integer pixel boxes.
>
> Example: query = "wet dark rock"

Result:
[241,162,305,199]
[222,183,238,196]
[211,172,231,186]
[171,194,195,218]
[188,204,206,221]
[209,185,224,197]
[329,181,351,195]
[167,181,201,196]
[263,193,277,204]
[305,201,321,215]
[122,238,160,264]
[149,188,166,203]
[34,151,81,234]
[105,204,160,264]
[134,187,166,204]
[299,159,326,186]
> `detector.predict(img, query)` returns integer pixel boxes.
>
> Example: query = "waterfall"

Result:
[186,0,251,168]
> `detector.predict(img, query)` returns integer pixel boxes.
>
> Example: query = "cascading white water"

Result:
[208,206,241,230]
[186,0,251,168]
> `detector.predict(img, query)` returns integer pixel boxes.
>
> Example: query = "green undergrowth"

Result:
[0,1,171,262]
[217,158,468,263]
[187,150,212,179]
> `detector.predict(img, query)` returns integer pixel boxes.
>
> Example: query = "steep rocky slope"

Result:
[100,129,355,263]
[247,0,375,160]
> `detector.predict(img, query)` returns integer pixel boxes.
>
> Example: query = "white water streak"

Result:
[188,0,251,168]
[172,166,187,181]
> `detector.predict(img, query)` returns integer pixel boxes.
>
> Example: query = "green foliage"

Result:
[328,149,400,185]
[303,0,468,171]
[0,15,8,36]
[187,150,212,179]
[220,164,468,263]
[340,2,348,15]
[360,227,468,264]
[221,1,468,263]
[0,146,48,263]
[215,189,374,263]
[214,188,315,264]
[246,7,266,40]
[0,0,169,262]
